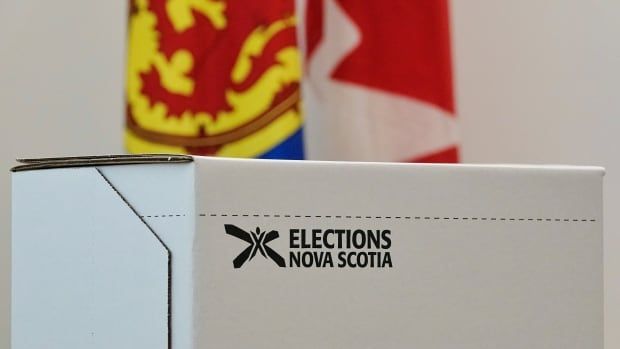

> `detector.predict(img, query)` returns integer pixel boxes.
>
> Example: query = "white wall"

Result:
[0,1,618,348]
[0,2,126,348]
[452,2,620,348]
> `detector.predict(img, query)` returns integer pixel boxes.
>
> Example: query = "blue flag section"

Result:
[258,128,305,160]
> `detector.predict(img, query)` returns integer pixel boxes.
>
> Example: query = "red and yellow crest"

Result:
[126,0,302,157]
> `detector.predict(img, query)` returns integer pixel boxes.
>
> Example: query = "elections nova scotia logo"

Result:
[225,225,286,268]
[225,225,393,269]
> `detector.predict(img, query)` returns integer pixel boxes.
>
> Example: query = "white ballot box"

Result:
[11,155,604,349]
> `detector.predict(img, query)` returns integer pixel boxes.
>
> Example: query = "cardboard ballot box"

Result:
[12,155,604,349]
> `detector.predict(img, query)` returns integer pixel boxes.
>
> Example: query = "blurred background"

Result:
[1,1,619,348]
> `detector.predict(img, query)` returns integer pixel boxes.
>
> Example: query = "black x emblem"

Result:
[225,224,286,268]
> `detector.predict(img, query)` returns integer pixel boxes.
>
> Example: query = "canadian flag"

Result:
[299,0,459,162]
